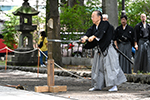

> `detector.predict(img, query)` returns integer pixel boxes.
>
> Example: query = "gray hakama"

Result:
[118,42,132,74]
[91,43,127,89]
[134,39,150,73]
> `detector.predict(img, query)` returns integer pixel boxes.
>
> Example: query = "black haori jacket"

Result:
[114,24,135,47]
[134,22,150,43]
[83,21,114,52]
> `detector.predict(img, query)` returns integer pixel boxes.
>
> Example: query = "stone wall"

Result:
[62,57,93,66]
[1,65,150,85]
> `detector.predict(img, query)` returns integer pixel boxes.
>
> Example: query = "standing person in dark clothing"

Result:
[81,10,127,92]
[114,15,134,74]
[134,13,150,73]
[102,14,108,21]
[102,14,115,40]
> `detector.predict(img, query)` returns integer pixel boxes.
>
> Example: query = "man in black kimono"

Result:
[134,13,150,73]
[102,14,115,40]
[114,15,134,74]
[81,10,126,92]
[102,14,108,21]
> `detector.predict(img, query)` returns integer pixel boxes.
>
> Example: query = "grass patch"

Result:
[0,60,5,66]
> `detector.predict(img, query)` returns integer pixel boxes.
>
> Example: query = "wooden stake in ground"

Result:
[35,17,67,93]
[5,47,8,70]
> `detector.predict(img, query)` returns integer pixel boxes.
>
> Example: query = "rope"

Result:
[0,46,37,54]
[38,48,84,79]
[37,49,40,77]
[0,46,84,79]
[6,47,38,54]
[48,39,80,43]
[54,62,83,79]
[38,48,48,58]
[0,47,7,51]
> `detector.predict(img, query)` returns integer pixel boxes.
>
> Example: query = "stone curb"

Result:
[0,65,150,84]
[0,65,91,78]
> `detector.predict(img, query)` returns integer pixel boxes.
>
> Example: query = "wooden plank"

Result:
[47,59,54,86]
[49,86,67,93]
[35,85,67,93]
[58,86,67,92]
[34,86,49,92]
[50,86,59,93]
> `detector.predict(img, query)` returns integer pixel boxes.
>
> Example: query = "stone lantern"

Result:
[10,0,39,66]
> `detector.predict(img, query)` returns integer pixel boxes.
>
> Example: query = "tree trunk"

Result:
[46,0,62,65]
[102,0,118,28]
[68,0,84,7]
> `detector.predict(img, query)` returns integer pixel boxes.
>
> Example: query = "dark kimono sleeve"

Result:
[83,25,97,49]
[148,25,150,41]
[130,27,135,46]
[113,27,119,41]
[94,21,109,40]
[84,25,93,37]
[134,24,141,43]
[111,25,115,40]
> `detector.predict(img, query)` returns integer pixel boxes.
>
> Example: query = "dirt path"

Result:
[0,69,150,100]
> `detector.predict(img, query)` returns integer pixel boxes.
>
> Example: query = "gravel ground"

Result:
[0,69,150,100]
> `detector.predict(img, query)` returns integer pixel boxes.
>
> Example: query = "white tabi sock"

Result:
[108,85,118,92]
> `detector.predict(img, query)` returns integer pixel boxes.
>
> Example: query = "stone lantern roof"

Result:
[13,0,39,16]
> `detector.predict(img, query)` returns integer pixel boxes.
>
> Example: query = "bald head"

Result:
[141,13,146,23]
[141,13,146,17]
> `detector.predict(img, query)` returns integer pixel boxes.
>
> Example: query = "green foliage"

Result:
[60,0,101,40]
[1,7,19,49]
[137,70,143,74]
[137,70,150,75]
[2,22,18,49]
[32,15,46,29]
[126,0,150,27]
[32,15,46,46]
[118,0,150,28]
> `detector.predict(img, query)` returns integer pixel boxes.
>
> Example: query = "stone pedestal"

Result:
[8,48,38,66]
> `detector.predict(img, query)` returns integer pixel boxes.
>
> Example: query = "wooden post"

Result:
[35,0,66,93]
[47,59,54,86]
[37,49,40,77]
[47,18,53,60]
[47,18,54,86]
[5,47,8,70]
[35,18,67,93]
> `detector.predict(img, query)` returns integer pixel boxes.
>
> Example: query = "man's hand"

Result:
[114,41,118,49]
[88,35,96,42]
[134,42,138,50]
[135,45,138,50]
[80,36,88,43]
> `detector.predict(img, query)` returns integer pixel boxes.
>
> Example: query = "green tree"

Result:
[60,0,101,40]
[1,7,19,49]
[126,0,150,27]
[117,0,150,28]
